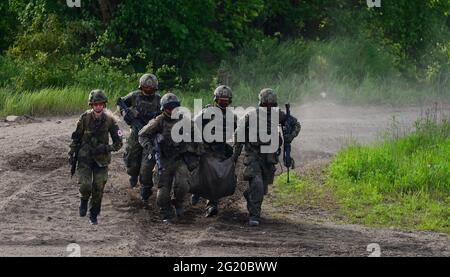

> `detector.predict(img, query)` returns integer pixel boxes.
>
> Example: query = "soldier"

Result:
[232,88,301,227]
[191,85,237,217]
[117,73,161,205]
[69,90,123,225]
[138,93,198,224]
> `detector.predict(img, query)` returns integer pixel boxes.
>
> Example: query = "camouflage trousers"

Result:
[153,156,190,220]
[77,161,108,216]
[123,130,154,190]
[242,155,276,220]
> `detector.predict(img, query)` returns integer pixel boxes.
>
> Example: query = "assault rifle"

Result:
[282,103,294,183]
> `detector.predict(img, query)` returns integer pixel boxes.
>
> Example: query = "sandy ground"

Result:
[0,101,448,257]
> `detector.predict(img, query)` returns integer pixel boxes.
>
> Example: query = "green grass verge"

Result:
[274,119,450,233]
[273,171,336,211]
[328,119,450,233]
[0,87,211,117]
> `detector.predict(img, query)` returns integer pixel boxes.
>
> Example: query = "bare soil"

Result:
[0,102,448,256]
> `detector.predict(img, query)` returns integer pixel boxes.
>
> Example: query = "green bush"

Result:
[74,61,137,94]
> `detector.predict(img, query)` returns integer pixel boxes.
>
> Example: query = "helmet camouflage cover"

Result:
[214,85,232,100]
[88,89,108,105]
[258,88,277,106]
[139,73,159,90]
[160,92,180,110]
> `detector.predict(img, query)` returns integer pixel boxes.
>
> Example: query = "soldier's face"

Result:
[216,98,230,108]
[142,87,155,95]
[92,102,105,114]
[164,108,172,115]
[163,102,180,115]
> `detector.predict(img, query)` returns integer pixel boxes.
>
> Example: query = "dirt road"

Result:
[0,102,448,256]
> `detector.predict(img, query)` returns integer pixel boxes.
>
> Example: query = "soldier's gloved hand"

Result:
[93,144,110,155]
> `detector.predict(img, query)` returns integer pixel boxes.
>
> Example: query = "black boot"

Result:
[140,186,153,205]
[191,194,200,205]
[89,213,98,225]
[205,206,218,217]
[79,199,88,217]
[89,206,100,225]
[129,176,138,188]
[205,201,219,217]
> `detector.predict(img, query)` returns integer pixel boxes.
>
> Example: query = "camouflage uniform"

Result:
[233,89,301,226]
[138,93,198,222]
[69,90,123,224]
[118,74,161,201]
[193,85,237,216]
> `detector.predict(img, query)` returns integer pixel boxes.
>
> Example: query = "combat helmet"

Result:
[139,73,159,91]
[160,92,180,111]
[258,88,277,107]
[88,89,108,105]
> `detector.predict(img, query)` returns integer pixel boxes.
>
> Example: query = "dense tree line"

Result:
[0,0,448,92]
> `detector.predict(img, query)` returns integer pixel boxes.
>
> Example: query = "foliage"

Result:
[0,0,448,103]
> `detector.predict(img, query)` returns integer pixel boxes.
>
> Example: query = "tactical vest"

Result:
[155,114,188,159]
[128,90,161,124]
[242,108,283,164]
[77,111,117,166]
[200,104,236,156]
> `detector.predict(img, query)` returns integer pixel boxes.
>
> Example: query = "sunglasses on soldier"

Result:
[164,102,180,112]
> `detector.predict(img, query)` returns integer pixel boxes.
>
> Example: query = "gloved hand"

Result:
[92,144,111,155]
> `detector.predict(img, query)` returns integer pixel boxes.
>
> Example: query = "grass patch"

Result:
[1,87,90,116]
[274,117,449,233]
[0,86,212,117]
[273,171,335,211]
[328,118,450,233]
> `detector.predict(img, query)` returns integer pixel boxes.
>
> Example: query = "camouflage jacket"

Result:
[233,107,301,163]
[193,103,237,155]
[118,90,161,131]
[70,110,123,167]
[138,113,199,160]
